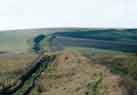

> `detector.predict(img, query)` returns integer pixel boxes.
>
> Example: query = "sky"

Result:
[0,0,137,30]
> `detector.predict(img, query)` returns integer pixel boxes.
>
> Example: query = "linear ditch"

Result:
[0,52,56,95]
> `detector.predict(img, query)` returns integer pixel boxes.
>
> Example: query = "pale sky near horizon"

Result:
[0,0,137,30]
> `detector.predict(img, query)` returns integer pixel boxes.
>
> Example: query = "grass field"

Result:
[0,48,137,95]
[29,49,137,95]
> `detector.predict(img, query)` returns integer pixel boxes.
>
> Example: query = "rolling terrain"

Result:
[0,28,137,95]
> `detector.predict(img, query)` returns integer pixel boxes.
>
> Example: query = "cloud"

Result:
[0,0,137,30]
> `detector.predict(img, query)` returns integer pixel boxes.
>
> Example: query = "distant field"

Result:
[0,31,49,53]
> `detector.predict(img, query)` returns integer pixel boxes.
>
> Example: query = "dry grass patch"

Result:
[30,51,125,95]
[0,53,37,89]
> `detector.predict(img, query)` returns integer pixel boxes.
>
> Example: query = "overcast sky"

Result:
[0,0,137,30]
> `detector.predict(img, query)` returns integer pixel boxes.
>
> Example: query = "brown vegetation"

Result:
[30,50,125,95]
[0,53,37,90]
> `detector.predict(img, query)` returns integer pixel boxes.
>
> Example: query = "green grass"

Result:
[110,55,137,80]
[86,72,106,95]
